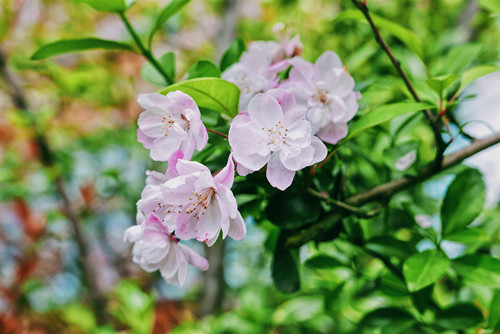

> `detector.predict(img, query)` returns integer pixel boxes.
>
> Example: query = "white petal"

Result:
[247,93,283,130]
[228,212,246,241]
[266,152,296,190]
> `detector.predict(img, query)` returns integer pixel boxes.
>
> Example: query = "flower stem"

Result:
[307,188,380,218]
[119,12,173,85]
[351,0,448,168]
[207,128,228,139]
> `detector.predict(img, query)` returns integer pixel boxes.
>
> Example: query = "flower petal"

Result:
[213,155,235,189]
[266,152,296,190]
[315,50,343,73]
[247,92,283,130]
[317,122,348,145]
[179,244,209,271]
[228,212,246,241]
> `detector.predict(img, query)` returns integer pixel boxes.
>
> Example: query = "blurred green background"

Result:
[1,0,500,333]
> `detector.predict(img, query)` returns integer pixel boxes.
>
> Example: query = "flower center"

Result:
[185,187,217,220]
[308,81,331,107]
[160,113,190,137]
[262,121,288,151]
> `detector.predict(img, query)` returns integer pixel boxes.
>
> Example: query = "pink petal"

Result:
[267,88,297,113]
[165,150,184,178]
[228,212,246,241]
[247,93,283,130]
[315,50,343,73]
[311,136,328,164]
[150,136,181,161]
[137,128,154,149]
[317,122,348,145]
[124,225,143,243]
[175,159,211,176]
[213,155,235,189]
[266,152,296,190]
[179,244,209,271]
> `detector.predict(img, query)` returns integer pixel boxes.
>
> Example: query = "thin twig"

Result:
[351,0,448,168]
[0,49,107,324]
[206,128,228,139]
[307,188,379,218]
[286,131,500,248]
[119,12,173,85]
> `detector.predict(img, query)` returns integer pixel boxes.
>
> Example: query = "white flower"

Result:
[280,51,360,144]
[137,91,208,161]
[228,89,327,190]
[124,213,208,287]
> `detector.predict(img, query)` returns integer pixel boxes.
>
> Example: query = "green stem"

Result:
[119,12,173,85]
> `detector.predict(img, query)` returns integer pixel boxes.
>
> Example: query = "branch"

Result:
[286,132,500,248]
[307,188,379,218]
[119,12,173,85]
[0,49,107,324]
[351,0,448,167]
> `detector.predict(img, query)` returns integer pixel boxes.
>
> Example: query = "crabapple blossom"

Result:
[136,91,208,161]
[228,89,327,190]
[280,51,360,145]
[136,150,184,223]
[222,37,302,111]
[124,213,208,287]
[153,154,246,246]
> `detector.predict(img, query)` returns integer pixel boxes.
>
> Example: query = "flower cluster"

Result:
[224,36,360,189]
[126,34,360,287]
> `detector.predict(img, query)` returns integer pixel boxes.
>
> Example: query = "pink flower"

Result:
[124,213,209,287]
[228,89,327,190]
[137,91,208,161]
[137,150,184,223]
[156,155,246,246]
[280,51,359,144]
[222,40,294,111]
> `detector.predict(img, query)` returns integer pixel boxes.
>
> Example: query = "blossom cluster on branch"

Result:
[125,36,360,286]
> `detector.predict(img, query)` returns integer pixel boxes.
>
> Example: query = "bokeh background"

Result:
[1,0,499,333]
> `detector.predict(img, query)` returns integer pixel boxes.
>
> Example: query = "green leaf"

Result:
[141,52,176,87]
[31,38,135,60]
[479,0,500,14]
[346,102,431,141]
[335,10,423,59]
[402,250,449,292]
[304,254,343,269]
[187,60,221,79]
[272,296,323,325]
[410,285,433,314]
[435,303,484,330]
[272,231,300,293]
[451,254,500,287]
[441,169,485,236]
[489,290,500,330]
[365,236,414,259]
[438,43,483,75]
[75,0,130,13]
[148,0,191,47]
[426,74,459,99]
[266,187,321,230]
[61,304,97,332]
[457,65,500,93]
[159,78,239,117]
[444,228,489,244]
[220,37,246,72]
[360,307,416,330]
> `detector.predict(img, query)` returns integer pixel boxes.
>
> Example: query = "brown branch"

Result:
[206,127,228,139]
[351,0,448,167]
[0,48,107,324]
[286,131,500,248]
[307,188,379,218]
